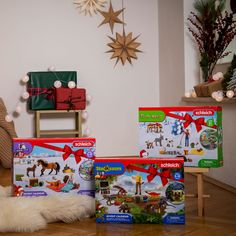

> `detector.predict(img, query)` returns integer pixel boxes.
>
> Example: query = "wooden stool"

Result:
[184,167,210,217]
[35,110,82,138]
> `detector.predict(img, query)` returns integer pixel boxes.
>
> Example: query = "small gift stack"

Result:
[56,88,86,110]
[27,71,86,111]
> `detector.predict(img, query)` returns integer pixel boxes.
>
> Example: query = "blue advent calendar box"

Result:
[95,157,185,224]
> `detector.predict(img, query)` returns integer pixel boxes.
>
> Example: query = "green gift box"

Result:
[27,71,77,110]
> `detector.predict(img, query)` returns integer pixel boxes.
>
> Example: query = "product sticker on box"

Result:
[13,138,95,197]
[139,106,223,168]
[95,157,185,224]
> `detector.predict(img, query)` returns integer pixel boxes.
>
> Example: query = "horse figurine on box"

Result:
[37,159,60,176]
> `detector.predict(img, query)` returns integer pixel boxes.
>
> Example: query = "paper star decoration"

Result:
[107,31,142,66]
[98,1,124,33]
[74,0,107,16]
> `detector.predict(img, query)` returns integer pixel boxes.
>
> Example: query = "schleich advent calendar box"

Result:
[139,106,223,168]
[13,138,95,197]
[95,157,185,224]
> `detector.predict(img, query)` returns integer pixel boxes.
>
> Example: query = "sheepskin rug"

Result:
[0,185,95,232]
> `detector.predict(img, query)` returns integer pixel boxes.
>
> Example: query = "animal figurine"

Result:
[118,203,130,213]
[26,164,37,177]
[154,134,164,147]
[37,159,60,176]
[113,185,127,196]
[145,141,154,149]
[0,185,94,233]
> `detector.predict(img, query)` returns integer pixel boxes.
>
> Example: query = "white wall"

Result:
[158,0,185,106]
[183,0,200,91]
[0,0,159,157]
[183,0,236,188]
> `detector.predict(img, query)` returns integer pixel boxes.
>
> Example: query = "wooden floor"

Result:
[0,167,236,236]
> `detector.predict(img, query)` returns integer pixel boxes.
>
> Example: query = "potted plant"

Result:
[187,0,236,96]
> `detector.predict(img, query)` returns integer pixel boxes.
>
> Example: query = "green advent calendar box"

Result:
[139,106,223,168]
[27,71,77,110]
[95,157,185,224]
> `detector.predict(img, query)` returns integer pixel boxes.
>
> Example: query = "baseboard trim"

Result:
[203,175,236,194]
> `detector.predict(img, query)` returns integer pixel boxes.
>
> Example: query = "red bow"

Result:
[127,165,174,187]
[62,145,86,163]
[147,166,171,186]
[183,113,205,132]
[43,87,55,100]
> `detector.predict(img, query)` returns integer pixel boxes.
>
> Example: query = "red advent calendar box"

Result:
[56,88,86,110]
[95,157,185,224]
[13,138,95,197]
[139,106,223,168]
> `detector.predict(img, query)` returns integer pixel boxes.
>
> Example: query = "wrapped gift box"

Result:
[193,82,208,97]
[56,88,86,110]
[27,71,77,110]
[194,79,224,97]
[139,106,223,168]
[95,157,185,224]
[13,137,95,197]
[201,79,224,97]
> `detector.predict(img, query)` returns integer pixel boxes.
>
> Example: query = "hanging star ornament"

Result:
[107,30,142,66]
[98,1,124,33]
[74,0,107,16]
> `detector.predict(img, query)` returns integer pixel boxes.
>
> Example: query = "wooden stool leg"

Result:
[35,111,40,138]
[197,173,204,217]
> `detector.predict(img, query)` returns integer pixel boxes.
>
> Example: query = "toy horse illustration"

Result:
[26,164,37,177]
[37,159,60,177]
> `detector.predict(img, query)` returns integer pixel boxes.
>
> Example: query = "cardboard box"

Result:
[95,157,185,224]
[139,106,223,168]
[13,138,95,197]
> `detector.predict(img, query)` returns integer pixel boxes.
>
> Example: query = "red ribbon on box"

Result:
[58,95,83,110]
[62,145,86,163]
[35,143,94,164]
[126,164,183,186]
[166,112,216,132]
[28,87,56,101]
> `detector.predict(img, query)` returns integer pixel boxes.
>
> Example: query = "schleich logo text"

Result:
[193,109,214,116]
[160,163,181,168]
[73,141,94,147]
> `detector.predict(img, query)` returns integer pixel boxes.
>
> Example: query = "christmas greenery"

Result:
[222,54,236,89]
[227,69,236,90]
[187,0,236,82]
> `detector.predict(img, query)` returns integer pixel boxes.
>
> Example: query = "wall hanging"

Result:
[97,1,124,33]
[74,0,107,16]
[74,0,142,66]
[106,0,142,66]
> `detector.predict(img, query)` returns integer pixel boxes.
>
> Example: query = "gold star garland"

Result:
[106,0,142,66]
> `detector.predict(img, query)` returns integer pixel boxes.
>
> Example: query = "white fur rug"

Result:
[0,185,95,232]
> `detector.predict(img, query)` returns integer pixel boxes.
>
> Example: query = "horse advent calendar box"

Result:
[13,138,95,197]
[95,157,185,224]
[139,106,223,167]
